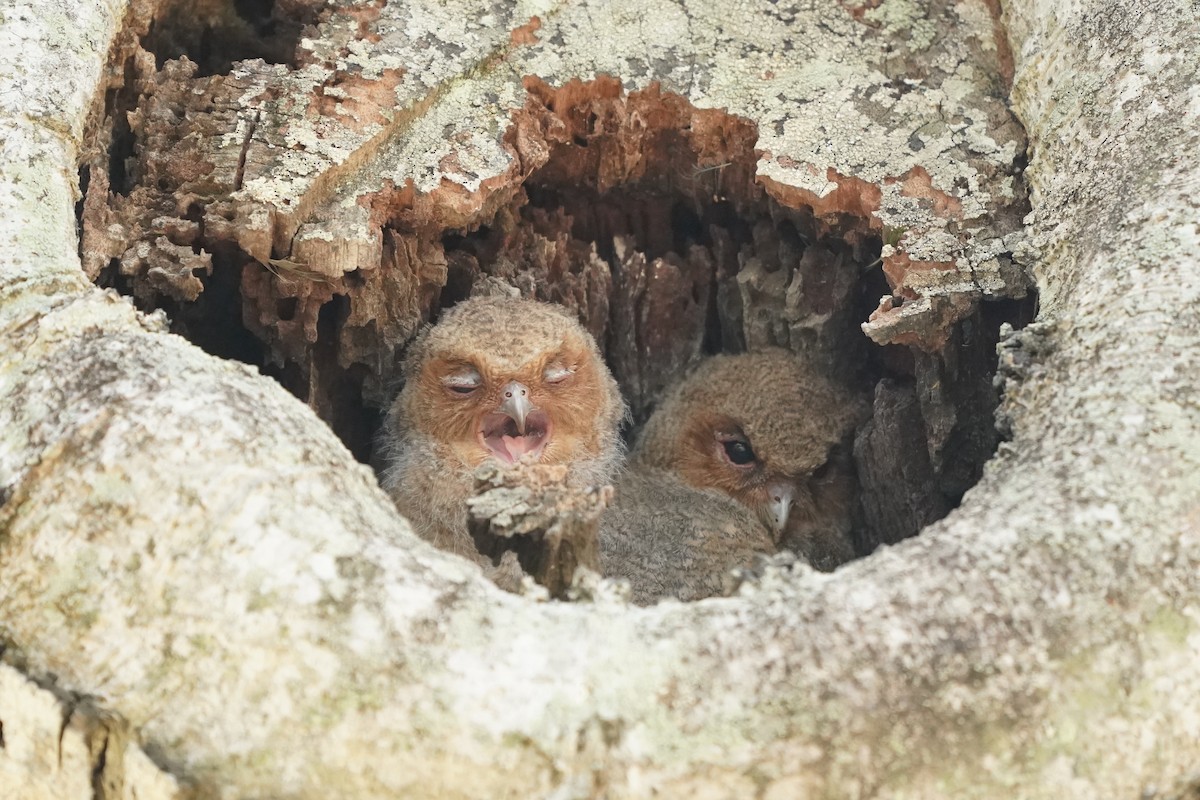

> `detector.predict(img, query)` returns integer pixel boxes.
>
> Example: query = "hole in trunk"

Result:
[79,66,1033,576]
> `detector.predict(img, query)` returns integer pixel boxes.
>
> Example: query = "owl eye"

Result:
[443,370,481,396]
[544,365,574,384]
[721,439,757,467]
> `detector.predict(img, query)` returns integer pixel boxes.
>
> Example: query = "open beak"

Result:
[499,381,533,433]
[766,480,794,536]
[480,382,551,465]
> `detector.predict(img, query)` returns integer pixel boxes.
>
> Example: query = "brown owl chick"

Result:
[601,349,866,603]
[380,296,627,565]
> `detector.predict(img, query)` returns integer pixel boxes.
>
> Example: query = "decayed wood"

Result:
[853,379,949,548]
[75,0,1029,463]
[467,463,610,599]
[3,0,1200,799]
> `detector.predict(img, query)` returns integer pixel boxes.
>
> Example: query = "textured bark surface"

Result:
[74,0,1031,548]
[3,0,1200,799]
[0,663,183,800]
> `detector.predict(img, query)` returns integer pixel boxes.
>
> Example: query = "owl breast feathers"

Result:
[381,296,626,562]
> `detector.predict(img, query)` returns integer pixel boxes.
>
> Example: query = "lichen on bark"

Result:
[3,0,1199,798]
[77,0,1030,543]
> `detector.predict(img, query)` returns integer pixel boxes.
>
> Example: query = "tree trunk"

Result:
[2,0,1199,799]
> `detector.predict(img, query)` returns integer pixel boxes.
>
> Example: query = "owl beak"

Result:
[767,480,794,534]
[498,381,533,434]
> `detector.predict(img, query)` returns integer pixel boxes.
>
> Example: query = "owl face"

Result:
[674,409,805,540]
[414,340,608,469]
[632,350,863,541]
[396,297,623,476]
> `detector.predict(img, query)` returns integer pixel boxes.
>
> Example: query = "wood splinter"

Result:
[467,462,612,598]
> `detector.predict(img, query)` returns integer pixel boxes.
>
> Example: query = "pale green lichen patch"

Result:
[866,0,939,51]
[202,0,1029,352]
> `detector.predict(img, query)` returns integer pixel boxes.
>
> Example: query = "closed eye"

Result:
[544,365,574,384]
[443,370,482,395]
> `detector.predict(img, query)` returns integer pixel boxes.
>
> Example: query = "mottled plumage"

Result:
[602,349,865,603]
[381,296,626,566]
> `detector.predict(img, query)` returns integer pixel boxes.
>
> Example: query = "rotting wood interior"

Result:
[77,1,1035,568]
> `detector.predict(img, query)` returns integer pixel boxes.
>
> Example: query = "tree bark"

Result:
[0,663,184,800]
[2,1,1199,799]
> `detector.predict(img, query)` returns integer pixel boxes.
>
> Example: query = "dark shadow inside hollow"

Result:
[141,0,321,76]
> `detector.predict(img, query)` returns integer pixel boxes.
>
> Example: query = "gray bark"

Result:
[2,0,1199,799]
[0,663,184,800]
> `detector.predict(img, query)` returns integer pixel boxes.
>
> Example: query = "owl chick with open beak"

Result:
[601,349,866,603]
[380,296,627,565]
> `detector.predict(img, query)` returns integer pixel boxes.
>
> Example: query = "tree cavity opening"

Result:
[78,65,1033,571]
